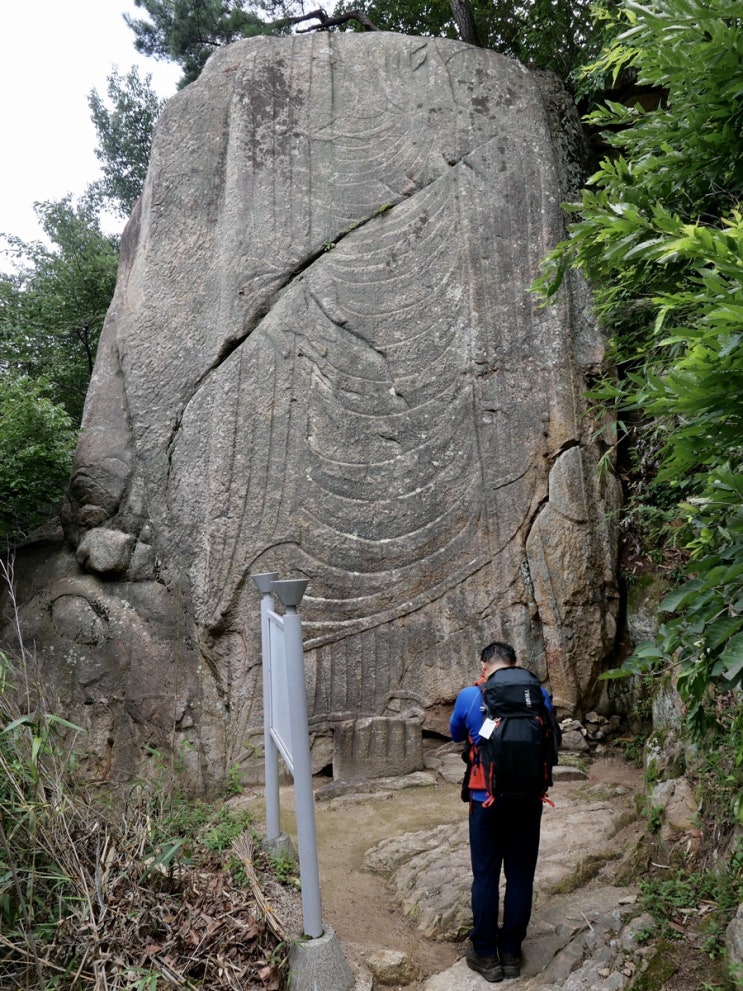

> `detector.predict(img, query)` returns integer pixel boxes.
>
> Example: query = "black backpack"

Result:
[477,667,561,802]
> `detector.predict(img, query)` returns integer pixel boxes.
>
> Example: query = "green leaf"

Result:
[720,633,743,683]
[705,615,743,652]
[1,715,35,734]
[47,714,85,733]
[659,579,704,613]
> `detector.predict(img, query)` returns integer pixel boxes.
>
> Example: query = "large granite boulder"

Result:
[3,33,620,790]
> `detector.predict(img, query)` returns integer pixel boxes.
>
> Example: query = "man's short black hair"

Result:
[480,641,516,666]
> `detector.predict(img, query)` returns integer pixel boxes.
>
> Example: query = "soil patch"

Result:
[281,780,465,978]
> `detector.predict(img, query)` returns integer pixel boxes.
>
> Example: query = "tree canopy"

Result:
[1,54,165,547]
[88,66,164,217]
[0,374,78,542]
[125,0,276,87]
[0,198,119,541]
[125,0,618,87]
[335,0,618,81]
[535,0,743,778]
[1,197,119,425]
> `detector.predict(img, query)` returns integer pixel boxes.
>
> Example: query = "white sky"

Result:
[0,1,181,249]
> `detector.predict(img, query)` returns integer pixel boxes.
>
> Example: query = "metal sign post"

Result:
[250,572,354,991]
[250,573,323,938]
[251,572,280,842]
[272,578,322,939]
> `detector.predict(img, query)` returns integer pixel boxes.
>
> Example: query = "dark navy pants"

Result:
[468,795,543,957]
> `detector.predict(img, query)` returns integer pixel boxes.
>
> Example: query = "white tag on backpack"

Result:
[479,717,497,740]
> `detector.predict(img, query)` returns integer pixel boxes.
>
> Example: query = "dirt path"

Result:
[275,751,646,987]
[312,785,465,977]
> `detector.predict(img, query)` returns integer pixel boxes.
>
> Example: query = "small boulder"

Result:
[76,528,134,575]
[552,764,588,782]
[649,777,701,859]
[333,716,423,781]
[51,594,106,645]
[366,949,420,986]
[561,729,590,753]
[127,541,157,581]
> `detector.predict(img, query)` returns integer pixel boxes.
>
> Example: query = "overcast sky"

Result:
[1,1,181,250]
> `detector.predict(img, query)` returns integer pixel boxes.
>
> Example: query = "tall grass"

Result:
[0,552,288,990]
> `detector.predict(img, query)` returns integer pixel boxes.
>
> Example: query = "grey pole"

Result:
[271,578,323,940]
[250,571,281,841]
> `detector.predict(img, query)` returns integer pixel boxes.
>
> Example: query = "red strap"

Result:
[466,733,486,790]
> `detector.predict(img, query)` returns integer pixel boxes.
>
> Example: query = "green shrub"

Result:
[0,375,77,541]
[639,850,742,956]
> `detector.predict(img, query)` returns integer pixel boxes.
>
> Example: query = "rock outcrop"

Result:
[301,752,652,991]
[3,33,620,789]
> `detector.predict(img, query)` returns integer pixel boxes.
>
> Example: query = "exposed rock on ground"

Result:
[270,753,653,989]
[249,749,734,991]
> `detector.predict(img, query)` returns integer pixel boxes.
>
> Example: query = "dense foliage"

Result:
[0,198,119,541]
[0,376,77,542]
[127,0,620,87]
[1,197,119,424]
[125,0,281,86]
[335,0,618,82]
[535,0,743,800]
[0,63,167,544]
[88,66,164,217]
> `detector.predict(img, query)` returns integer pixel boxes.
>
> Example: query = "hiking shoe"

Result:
[501,952,521,979]
[465,946,503,982]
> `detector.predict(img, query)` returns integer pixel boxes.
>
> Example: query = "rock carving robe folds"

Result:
[45,33,619,784]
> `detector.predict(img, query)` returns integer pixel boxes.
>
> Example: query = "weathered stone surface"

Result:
[287,753,649,991]
[51,594,106,645]
[317,769,438,802]
[76,528,134,575]
[365,948,420,986]
[363,785,635,942]
[424,743,468,785]
[649,777,702,859]
[526,446,619,713]
[365,822,472,940]
[127,541,157,581]
[560,729,590,753]
[626,574,670,647]
[552,764,588,782]
[333,716,424,781]
[651,675,686,733]
[5,567,211,787]
[645,727,686,780]
[725,903,743,987]
[414,893,649,991]
[344,764,647,991]
[4,33,619,787]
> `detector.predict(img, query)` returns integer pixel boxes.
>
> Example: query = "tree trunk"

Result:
[449,0,482,47]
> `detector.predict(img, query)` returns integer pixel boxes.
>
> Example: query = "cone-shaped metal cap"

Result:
[271,579,309,608]
[251,571,279,594]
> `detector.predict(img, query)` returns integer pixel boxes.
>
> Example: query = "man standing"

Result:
[450,641,555,983]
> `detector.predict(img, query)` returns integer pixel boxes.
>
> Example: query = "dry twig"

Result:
[232,833,292,943]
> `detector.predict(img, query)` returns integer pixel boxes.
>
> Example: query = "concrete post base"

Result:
[288,924,354,991]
